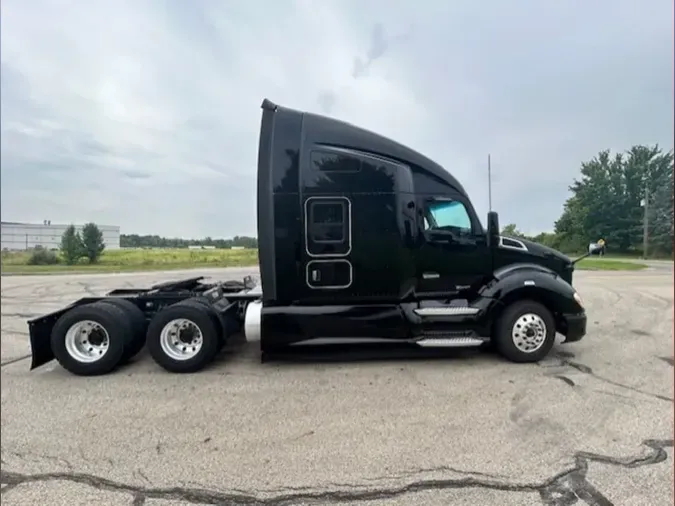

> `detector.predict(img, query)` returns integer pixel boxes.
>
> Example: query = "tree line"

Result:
[120,234,258,249]
[501,144,673,258]
[27,226,258,266]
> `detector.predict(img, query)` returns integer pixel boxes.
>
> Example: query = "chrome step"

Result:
[416,336,484,347]
[414,306,479,317]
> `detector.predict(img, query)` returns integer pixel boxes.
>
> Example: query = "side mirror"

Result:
[487,211,499,248]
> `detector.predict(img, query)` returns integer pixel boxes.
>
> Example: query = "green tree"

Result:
[554,145,674,256]
[641,148,674,257]
[60,225,84,265]
[531,231,561,250]
[81,223,106,263]
[501,223,526,238]
[649,180,674,257]
[27,246,59,265]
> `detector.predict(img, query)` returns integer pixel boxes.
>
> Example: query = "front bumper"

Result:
[560,312,587,343]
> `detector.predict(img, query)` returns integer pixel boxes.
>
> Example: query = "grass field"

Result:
[0,247,650,275]
[573,257,648,271]
[0,248,259,274]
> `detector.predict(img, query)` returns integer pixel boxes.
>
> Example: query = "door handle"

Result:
[311,269,321,282]
[423,272,440,279]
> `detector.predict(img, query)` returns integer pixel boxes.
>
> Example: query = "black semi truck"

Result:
[27,99,588,376]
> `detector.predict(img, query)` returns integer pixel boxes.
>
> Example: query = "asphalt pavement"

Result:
[1,264,673,505]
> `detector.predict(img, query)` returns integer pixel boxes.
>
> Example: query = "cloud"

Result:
[1,0,672,238]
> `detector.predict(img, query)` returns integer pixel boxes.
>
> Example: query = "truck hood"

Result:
[514,237,572,265]
[501,236,574,283]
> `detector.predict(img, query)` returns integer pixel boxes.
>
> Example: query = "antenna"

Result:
[488,154,493,212]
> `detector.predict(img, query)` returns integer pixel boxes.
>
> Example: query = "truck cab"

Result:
[252,99,587,362]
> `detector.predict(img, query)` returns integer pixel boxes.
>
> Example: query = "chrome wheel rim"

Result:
[512,313,547,353]
[64,320,110,363]
[159,319,203,361]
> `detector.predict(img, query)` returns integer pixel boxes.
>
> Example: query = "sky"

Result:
[1,0,673,239]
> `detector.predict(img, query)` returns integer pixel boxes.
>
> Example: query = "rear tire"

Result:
[185,297,242,350]
[180,298,227,351]
[102,298,147,363]
[51,302,130,376]
[493,300,556,363]
[146,301,220,373]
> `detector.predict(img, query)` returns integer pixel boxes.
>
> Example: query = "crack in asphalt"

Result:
[1,439,672,505]
[0,354,31,368]
[547,351,673,403]
[539,439,673,505]
[564,360,673,403]
[554,375,576,387]
[77,282,100,297]
[0,312,40,319]
[658,356,674,367]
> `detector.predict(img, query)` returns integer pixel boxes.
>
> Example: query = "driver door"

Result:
[415,196,487,298]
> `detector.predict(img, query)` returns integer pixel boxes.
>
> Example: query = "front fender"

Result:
[492,262,557,281]
[479,264,583,322]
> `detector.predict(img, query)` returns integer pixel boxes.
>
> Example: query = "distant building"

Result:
[0,221,121,251]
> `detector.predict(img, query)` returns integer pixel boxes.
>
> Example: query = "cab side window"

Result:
[423,199,472,235]
[305,197,351,256]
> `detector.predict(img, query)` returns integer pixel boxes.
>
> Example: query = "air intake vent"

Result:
[499,236,528,251]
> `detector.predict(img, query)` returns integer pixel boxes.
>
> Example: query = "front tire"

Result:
[146,301,220,373]
[494,300,556,363]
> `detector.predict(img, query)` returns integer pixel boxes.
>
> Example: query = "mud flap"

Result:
[28,317,56,369]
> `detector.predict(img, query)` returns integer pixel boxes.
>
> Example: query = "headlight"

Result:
[573,291,584,309]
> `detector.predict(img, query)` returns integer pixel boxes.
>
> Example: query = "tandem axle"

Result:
[28,275,263,375]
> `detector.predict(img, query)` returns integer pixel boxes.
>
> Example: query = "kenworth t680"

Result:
[27,99,588,376]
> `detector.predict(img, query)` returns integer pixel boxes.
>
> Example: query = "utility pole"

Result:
[641,185,649,259]
[488,154,493,212]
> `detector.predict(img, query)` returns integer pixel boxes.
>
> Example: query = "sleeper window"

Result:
[310,201,345,243]
[305,197,351,256]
